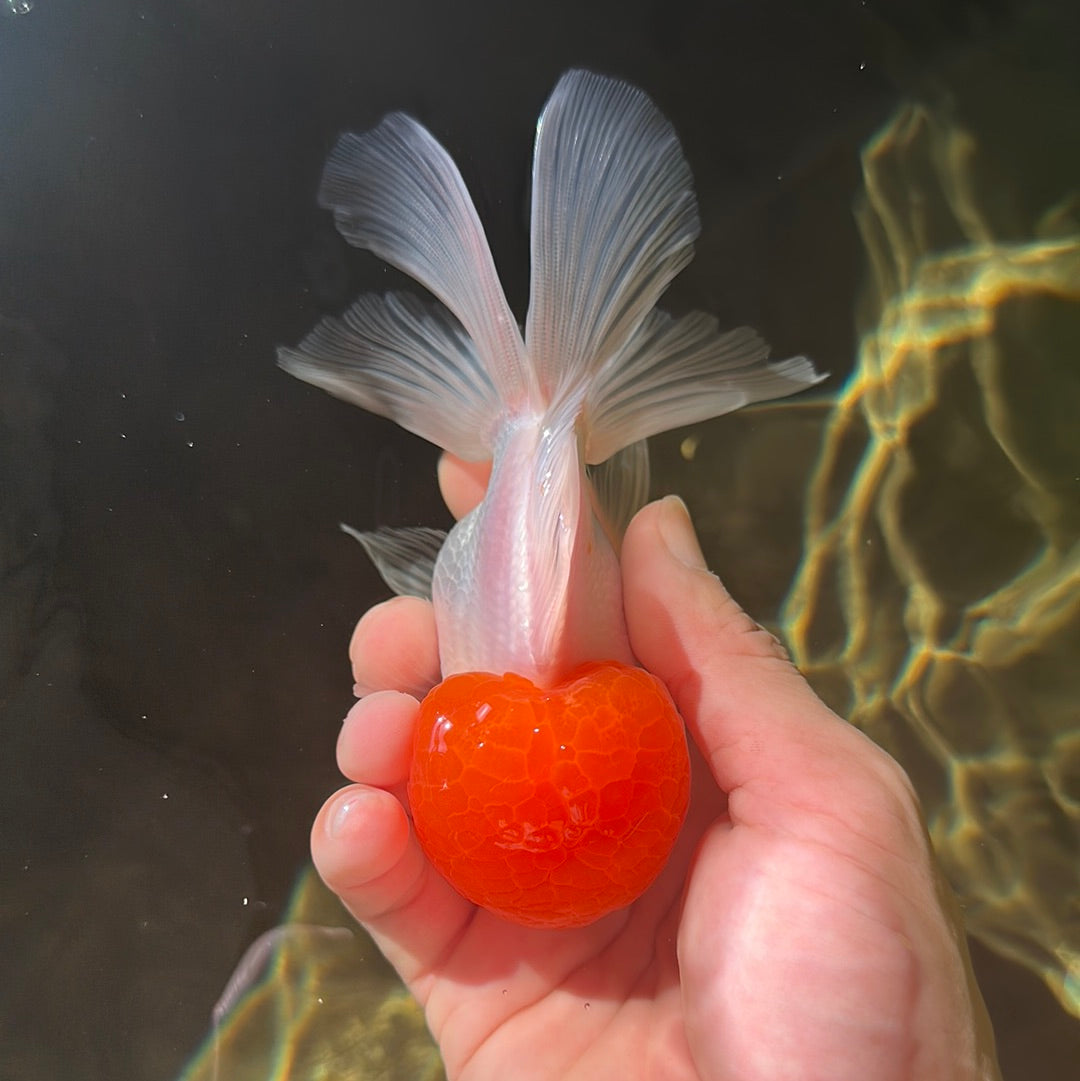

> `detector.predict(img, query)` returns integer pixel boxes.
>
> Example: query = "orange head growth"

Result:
[408,661,691,927]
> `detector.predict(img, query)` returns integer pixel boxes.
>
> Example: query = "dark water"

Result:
[1,2,1077,1078]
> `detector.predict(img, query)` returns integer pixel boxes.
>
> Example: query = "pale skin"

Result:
[311,456,1002,1081]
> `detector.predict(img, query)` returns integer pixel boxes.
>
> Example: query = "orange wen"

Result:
[408,661,691,928]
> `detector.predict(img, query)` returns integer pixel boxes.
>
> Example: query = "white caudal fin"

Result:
[583,309,826,464]
[278,291,499,460]
[525,70,700,404]
[283,111,534,448]
[278,71,826,684]
[526,70,825,458]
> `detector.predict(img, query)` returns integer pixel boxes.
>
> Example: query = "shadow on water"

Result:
[1,1,1077,1079]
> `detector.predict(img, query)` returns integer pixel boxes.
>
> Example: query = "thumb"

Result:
[622,496,899,806]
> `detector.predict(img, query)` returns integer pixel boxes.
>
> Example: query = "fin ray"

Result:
[319,114,529,404]
[587,439,650,541]
[341,523,445,600]
[584,309,827,463]
[526,70,700,401]
[278,291,498,459]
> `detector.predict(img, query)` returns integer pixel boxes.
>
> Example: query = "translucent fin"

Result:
[587,439,650,542]
[583,309,827,464]
[278,291,499,459]
[210,923,354,1081]
[318,115,531,405]
[526,70,700,401]
[212,925,353,1028]
[340,523,445,600]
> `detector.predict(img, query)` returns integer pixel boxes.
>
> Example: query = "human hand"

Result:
[311,457,1000,1081]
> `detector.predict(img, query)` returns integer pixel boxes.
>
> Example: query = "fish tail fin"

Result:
[526,69,826,466]
[279,112,536,460]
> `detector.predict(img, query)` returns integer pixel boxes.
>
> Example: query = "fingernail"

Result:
[329,791,371,839]
[658,495,707,570]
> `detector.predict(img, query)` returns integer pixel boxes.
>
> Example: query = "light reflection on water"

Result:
[781,100,1080,1017]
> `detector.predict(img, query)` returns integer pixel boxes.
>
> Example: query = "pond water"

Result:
[1,2,1077,1078]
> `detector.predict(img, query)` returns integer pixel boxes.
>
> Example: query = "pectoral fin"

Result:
[340,523,446,600]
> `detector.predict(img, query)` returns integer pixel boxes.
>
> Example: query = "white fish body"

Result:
[280,71,824,688]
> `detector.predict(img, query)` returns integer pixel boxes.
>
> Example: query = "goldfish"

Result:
[280,70,824,927]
